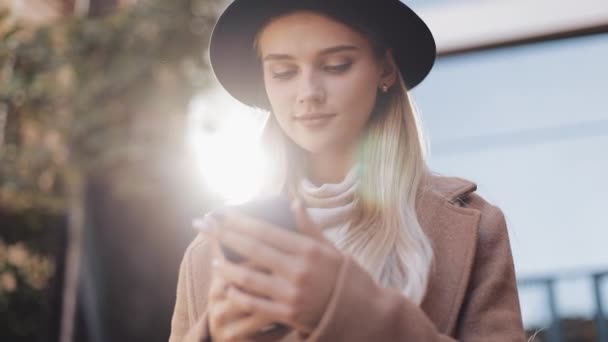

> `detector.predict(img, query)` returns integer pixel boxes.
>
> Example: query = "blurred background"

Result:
[0,0,606,341]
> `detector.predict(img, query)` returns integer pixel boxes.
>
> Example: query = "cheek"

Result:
[265,80,294,119]
[331,70,379,122]
[264,82,296,138]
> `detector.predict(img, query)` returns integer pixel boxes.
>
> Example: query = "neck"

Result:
[305,145,357,186]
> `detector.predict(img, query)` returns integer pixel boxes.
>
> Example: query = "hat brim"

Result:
[209,0,436,110]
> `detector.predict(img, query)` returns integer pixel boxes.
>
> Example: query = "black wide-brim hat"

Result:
[209,0,436,110]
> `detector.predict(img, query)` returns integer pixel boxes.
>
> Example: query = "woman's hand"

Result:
[199,199,345,337]
[207,241,278,341]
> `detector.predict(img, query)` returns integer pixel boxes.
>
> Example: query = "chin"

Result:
[293,137,335,154]
[285,126,346,154]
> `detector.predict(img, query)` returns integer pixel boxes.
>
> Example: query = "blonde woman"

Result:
[170,1,525,341]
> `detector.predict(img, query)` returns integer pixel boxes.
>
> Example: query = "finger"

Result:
[210,297,251,330]
[208,239,231,302]
[221,314,278,341]
[215,229,301,281]
[209,272,229,302]
[290,197,326,242]
[193,214,219,236]
[242,259,272,275]
[210,239,226,262]
[226,286,296,328]
[286,183,298,202]
[213,210,314,256]
[215,258,293,302]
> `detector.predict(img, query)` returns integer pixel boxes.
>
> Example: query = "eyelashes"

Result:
[271,61,353,80]
[323,61,353,73]
[271,70,296,80]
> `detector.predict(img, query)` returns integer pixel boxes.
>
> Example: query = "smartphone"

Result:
[220,195,298,263]
[219,195,296,335]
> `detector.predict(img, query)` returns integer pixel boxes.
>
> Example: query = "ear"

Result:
[378,50,398,89]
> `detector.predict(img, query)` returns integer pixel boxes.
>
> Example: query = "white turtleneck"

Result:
[297,164,359,246]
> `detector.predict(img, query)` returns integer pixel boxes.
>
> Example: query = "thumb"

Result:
[290,197,326,242]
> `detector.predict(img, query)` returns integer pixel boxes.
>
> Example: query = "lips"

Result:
[294,113,336,120]
[293,113,336,128]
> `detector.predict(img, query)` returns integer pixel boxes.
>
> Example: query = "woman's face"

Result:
[257,11,394,154]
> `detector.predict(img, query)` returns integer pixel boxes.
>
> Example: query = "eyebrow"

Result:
[262,45,359,62]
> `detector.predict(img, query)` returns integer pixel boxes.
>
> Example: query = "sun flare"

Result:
[186,90,270,205]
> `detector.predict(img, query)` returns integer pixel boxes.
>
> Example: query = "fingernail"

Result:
[192,218,206,229]
[193,216,215,233]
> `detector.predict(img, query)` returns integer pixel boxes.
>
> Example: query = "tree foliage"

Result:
[0,1,222,339]
[0,0,221,213]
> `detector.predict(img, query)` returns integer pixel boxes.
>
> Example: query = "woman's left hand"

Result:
[198,199,344,336]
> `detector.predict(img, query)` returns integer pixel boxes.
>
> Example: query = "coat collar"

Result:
[421,173,478,203]
[416,174,481,335]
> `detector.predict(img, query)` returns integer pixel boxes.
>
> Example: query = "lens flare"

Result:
[186,90,269,205]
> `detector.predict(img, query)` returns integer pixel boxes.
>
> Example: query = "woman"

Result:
[170,0,525,341]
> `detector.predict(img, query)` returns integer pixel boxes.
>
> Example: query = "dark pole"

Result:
[593,273,608,342]
[546,279,562,342]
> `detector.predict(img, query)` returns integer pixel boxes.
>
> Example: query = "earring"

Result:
[381,84,389,93]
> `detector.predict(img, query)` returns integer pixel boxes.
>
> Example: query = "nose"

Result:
[296,69,326,106]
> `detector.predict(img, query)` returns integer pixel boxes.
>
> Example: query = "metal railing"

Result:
[518,270,608,342]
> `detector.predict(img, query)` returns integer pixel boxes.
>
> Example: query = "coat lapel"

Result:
[417,175,481,335]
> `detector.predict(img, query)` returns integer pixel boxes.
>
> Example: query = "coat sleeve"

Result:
[168,237,213,342]
[302,206,526,342]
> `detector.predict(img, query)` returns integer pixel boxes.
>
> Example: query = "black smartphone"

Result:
[220,195,298,263]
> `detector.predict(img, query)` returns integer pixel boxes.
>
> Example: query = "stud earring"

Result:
[381,84,389,93]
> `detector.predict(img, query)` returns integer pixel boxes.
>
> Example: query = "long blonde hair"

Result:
[258,71,433,305]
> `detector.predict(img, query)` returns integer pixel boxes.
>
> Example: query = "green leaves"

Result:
[1,0,219,212]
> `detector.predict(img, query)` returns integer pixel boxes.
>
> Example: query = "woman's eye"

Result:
[324,62,352,73]
[271,70,296,80]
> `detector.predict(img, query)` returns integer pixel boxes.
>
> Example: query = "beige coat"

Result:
[169,175,526,341]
